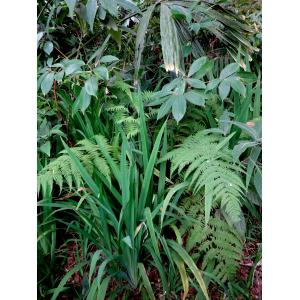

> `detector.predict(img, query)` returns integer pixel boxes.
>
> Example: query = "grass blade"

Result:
[168,240,209,300]
[138,263,155,300]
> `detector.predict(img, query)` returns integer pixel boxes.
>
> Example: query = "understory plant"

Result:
[37,0,262,299]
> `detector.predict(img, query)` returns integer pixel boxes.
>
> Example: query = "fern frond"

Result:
[165,131,245,224]
[38,135,112,195]
[178,199,243,283]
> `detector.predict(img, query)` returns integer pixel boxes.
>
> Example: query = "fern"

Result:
[38,135,111,195]
[164,131,245,224]
[179,196,243,283]
[106,104,140,139]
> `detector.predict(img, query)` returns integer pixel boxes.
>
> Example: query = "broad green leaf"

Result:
[99,55,119,63]
[54,70,64,82]
[63,59,85,76]
[157,97,173,120]
[218,79,231,100]
[229,77,246,97]
[194,60,214,79]
[43,41,53,55]
[172,95,186,123]
[162,77,182,92]
[98,5,107,20]
[185,91,205,106]
[206,79,220,91]
[37,31,44,45]
[188,57,207,77]
[94,66,109,81]
[101,0,118,16]
[65,0,77,18]
[47,58,53,67]
[84,76,98,96]
[168,240,209,300]
[185,78,206,89]
[39,141,51,157]
[219,63,239,80]
[41,72,54,95]
[86,0,98,32]
[73,87,91,115]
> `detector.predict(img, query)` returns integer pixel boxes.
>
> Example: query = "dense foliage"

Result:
[37,0,262,299]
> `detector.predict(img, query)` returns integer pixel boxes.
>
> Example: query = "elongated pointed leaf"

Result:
[173,255,189,300]
[43,41,53,55]
[94,66,109,81]
[138,263,155,300]
[168,240,209,300]
[172,95,186,123]
[229,77,246,97]
[160,4,183,75]
[157,97,173,120]
[185,78,206,89]
[219,63,239,80]
[65,0,77,18]
[100,55,119,63]
[62,139,100,197]
[206,79,220,91]
[134,4,156,82]
[86,0,98,32]
[188,57,207,77]
[51,262,87,300]
[185,91,205,106]
[138,122,166,214]
[89,250,102,284]
[218,79,231,100]
[84,76,98,96]
[41,72,54,95]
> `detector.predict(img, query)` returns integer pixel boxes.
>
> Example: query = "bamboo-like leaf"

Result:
[134,4,156,84]
[160,4,183,75]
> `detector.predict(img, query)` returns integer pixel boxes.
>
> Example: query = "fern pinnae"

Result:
[166,130,245,224]
[38,135,112,195]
